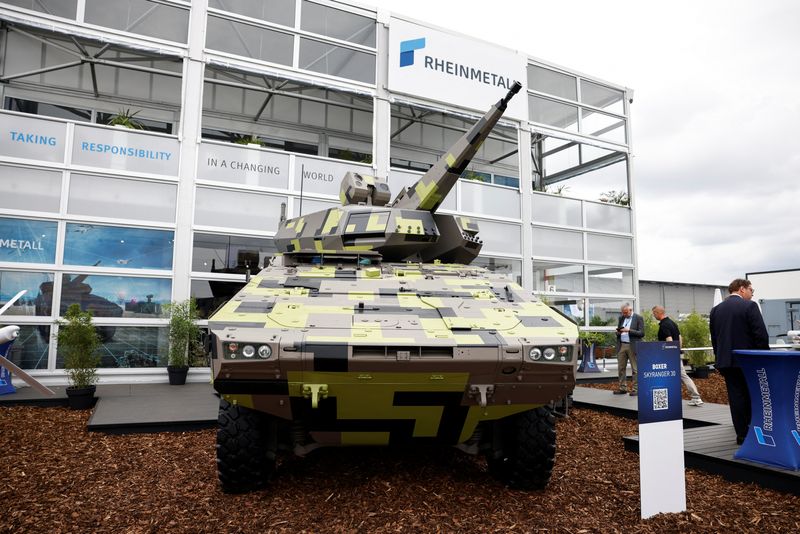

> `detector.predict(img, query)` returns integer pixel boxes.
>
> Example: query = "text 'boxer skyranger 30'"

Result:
[208,81,580,493]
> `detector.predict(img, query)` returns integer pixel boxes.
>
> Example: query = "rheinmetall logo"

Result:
[399,38,426,67]
[398,36,514,90]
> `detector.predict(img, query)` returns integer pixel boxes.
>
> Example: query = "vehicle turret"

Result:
[274,81,522,265]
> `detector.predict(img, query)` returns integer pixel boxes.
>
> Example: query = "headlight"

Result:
[543,348,556,360]
[529,348,542,361]
[242,345,255,358]
[258,345,272,359]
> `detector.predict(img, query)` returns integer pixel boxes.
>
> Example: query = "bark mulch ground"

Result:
[581,368,731,404]
[3,383,797,533]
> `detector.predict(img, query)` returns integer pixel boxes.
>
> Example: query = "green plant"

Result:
[588,315,616,347]
[579,330,607,346]
[544,183,570,196]
[599,190,630,206]
[165,299,201,368]
[57,304,101,388]
[233,134,262,146]
[107,108,144,129]
[679,312,712,367]
[643,310,660,342]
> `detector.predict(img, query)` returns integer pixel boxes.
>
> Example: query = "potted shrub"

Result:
[680,312,712,378]
[233,134,262,147]
[57,304,101,410]
[165,299,201,385]
[107,108,144,129]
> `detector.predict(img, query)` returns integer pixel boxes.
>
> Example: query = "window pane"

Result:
[0,271,53,316]
[477,220,521,255]
[587,265,634,295]
[57,326,169,368]
[0,166,61,213]
[0,218,58,264]
[194,188,286,231]
[585,202,631,233]
[528,95,578,131]
[209,0,295,27]
[58,273,171,318]
[533,261,584,293]
[0,111,68,162]
[206,15,293,65]
[581,109,626,143]
[301,1,376,47]
[192,233,276,273]
[472,256,522,286]
[586,234,632,263]
[531,193,582,227]
[461,181,521,219]
[192,279,246,319]
[533,227,583,259]
[2,325,50,370]
[494,175,519,188]
[84,0,189,43]
[2,0,76,18]
[64,224,174,270]
[527,65,577,100]
[4,97,90,122]
[540,297,584,327]
[299,38,376,84]
[588,298,632,326]
[580,80,624,115]
[68,175,177,222]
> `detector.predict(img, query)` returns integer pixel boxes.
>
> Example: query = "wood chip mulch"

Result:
[2,383,797,533]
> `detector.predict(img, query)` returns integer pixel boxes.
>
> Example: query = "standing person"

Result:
[613,304,644,396]
[709,278,769,445]
[652,305,703,406]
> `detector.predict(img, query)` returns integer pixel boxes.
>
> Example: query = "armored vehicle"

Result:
[208,82,580,493]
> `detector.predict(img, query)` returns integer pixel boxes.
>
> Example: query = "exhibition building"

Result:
[0,0,635,382]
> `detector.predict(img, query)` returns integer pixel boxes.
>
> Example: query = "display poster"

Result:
[0,112,66,163]
[198,142,290,189]
[388,18,527,120]
[0,218,58,264]
[294,156,372,197]
[63,223,174,270]
[72,124,179,176]
[637,341,686,519]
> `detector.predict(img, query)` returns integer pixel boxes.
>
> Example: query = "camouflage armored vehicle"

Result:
[208,82,580,493]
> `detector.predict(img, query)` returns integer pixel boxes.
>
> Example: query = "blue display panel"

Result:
[1,325,49,370]
[0,217,58,264]
[0,270,54,316]
[637,341,683,425]
[54,274,172,319]
[56,326,168,368]
[63,223,174,270]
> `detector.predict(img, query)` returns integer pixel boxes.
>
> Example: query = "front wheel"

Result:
[486,406,556,490]
[216,399,277,493]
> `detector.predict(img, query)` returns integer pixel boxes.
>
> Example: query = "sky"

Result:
[365,0,800,285]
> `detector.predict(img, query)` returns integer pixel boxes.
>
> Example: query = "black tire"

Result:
[486,406,556,490]
[216,399,277,493]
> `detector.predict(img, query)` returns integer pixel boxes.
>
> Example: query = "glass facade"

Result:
[0,0,634,376]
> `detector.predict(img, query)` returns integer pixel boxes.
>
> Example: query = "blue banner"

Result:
[734,350,800,470]
[637,341,683,424]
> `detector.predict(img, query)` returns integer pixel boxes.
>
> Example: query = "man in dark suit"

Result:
[709,278,769,445]
[613,304,645,395]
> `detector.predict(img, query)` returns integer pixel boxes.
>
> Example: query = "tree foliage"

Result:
[57,304,101,388]
[679,311,712,366]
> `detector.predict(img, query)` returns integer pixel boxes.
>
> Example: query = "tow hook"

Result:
[469,384,495,408]
[302,384,328,409]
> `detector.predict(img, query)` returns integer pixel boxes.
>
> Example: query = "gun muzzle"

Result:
[500,81,522,107]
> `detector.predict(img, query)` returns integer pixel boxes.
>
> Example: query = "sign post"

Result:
[637,341,686,519]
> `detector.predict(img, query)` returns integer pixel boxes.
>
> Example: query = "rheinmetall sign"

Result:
[388,18,527,120]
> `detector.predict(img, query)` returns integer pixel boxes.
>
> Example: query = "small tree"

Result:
[680,312,712,367]
[165,299,201,368]
[57,304,101,389]
[642,310,660,342]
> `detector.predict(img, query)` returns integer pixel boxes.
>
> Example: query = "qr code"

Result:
[652,388,669,411]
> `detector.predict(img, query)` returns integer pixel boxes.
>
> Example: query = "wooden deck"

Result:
[623,426,800,495]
